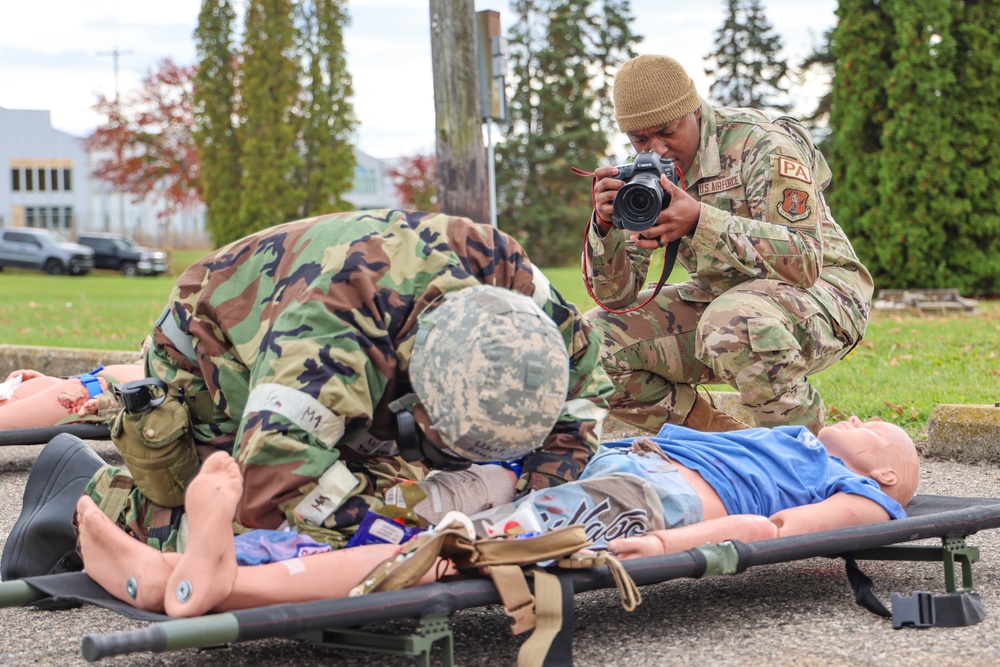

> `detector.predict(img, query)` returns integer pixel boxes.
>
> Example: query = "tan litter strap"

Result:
[516,569,564,667]
[461,525,590,568]
[558,550,641,612]
[603,554,642,611]
[487,564,537,635]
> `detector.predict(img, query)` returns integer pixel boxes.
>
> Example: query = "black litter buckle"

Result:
[892,591,935,628]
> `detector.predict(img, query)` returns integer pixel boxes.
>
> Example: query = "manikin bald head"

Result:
[818,416,920,506]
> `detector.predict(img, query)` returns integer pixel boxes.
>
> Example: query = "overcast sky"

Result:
[0,0,837,159]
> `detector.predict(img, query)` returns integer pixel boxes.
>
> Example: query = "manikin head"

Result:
[818,416,921,506]
[613,54,703,176]
[392,285,570,470]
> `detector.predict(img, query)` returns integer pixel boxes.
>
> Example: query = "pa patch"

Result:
[778,188,811,222]
[777,156,812,184]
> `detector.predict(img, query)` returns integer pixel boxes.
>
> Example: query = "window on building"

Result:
[64,207,74,228]
[51,207,61,228]
[63,169,72,191]
[354,165,377,195]
[38,207,48,227]
[37,168,46,191]
[11,169,20,192]
[25,169,33,191]
[25,207,35,227]
[50,168,59,191]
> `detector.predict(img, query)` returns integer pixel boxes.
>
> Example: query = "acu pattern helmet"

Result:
[410,285,570,462]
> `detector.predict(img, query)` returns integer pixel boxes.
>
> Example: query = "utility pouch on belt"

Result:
[110,379,200,508]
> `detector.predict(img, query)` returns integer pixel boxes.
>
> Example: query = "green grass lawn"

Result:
[1,248,996,437]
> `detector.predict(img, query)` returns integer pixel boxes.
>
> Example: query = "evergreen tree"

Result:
[238,0,304,233]
[874,0,957,288]
[295,0,357,217]
[828,0,894,271]
[496,0,637,266]
[704,0,790,112]
[950,0,1000,294]
[194,0,356,245]
[193,0,242,246]
[830,0,999,295]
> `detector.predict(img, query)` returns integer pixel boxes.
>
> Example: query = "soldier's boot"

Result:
[1,434,105,581]
[681,393,751,433]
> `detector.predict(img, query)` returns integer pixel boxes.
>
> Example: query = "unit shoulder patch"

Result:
[777,156,813,184]
[777,188,811,222]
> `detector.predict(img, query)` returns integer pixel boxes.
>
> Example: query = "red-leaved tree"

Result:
[88,59,202,220]
[386,152,438,212]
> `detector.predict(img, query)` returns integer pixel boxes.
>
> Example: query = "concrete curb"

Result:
[0,345,140,378]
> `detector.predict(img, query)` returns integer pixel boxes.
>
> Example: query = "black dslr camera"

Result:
[612,151,681,232]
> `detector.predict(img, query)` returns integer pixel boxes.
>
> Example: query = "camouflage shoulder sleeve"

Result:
[235,303,381,531]
[518,266,613,492]
[689,126,825,288]
[583,213,656,308]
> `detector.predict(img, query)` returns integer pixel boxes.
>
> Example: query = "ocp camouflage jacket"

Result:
[585,99,874,342]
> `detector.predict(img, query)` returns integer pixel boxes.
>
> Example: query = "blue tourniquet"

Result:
[73,366,105,398]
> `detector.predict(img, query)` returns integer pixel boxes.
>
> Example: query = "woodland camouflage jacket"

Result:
[151,209,612,541]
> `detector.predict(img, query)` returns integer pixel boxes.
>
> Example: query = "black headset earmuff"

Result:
[391,409,470,471]
[392,409,422,463]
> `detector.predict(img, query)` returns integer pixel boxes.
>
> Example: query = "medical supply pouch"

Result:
[109,386,200,508]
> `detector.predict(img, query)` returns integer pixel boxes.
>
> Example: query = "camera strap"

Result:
[572,167,681,314]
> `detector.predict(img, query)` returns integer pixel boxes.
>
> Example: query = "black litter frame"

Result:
[1,494,999,665]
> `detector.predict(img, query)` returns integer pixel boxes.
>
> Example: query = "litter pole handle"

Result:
[0,580,48,607]
[80,613,241,662]
[0,423,111,447]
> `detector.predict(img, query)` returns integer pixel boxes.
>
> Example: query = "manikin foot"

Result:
[77,495,179,612]
[164,451,243,617]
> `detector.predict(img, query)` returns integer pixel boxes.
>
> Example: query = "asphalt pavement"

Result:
[2,436,1000,666]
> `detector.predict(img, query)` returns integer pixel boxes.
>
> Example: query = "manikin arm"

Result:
[768,492,890,536]
[608,493,891,560]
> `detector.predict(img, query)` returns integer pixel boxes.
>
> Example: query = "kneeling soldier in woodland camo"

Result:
[2,209,613,581]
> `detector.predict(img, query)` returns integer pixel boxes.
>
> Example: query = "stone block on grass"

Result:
[926,404,1000,463]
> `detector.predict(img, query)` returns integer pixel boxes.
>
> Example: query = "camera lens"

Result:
[630,191,651,210]
[614,172,665,231]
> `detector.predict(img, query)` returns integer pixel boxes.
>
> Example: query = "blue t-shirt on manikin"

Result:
[605,423,906,520]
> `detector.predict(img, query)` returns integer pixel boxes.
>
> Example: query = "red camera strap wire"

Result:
[571,165,685,314]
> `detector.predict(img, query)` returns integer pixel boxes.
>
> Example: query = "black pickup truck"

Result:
[76,232,169,276]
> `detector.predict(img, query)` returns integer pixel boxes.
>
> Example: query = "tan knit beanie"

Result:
[614,54,701,133]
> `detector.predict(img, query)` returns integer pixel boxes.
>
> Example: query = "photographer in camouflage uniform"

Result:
[2,209,613,580]
[584,54,873,436]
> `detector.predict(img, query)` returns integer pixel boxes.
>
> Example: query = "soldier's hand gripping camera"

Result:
[612,151,681,232]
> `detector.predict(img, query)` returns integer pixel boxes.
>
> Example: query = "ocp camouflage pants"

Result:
[585,279,857,435]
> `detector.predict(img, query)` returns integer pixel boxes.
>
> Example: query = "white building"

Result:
[1,105,404,248]
[0,107,92,236]
[345,150,403,210]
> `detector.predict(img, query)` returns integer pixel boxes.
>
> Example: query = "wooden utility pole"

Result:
[429,0,489,225]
